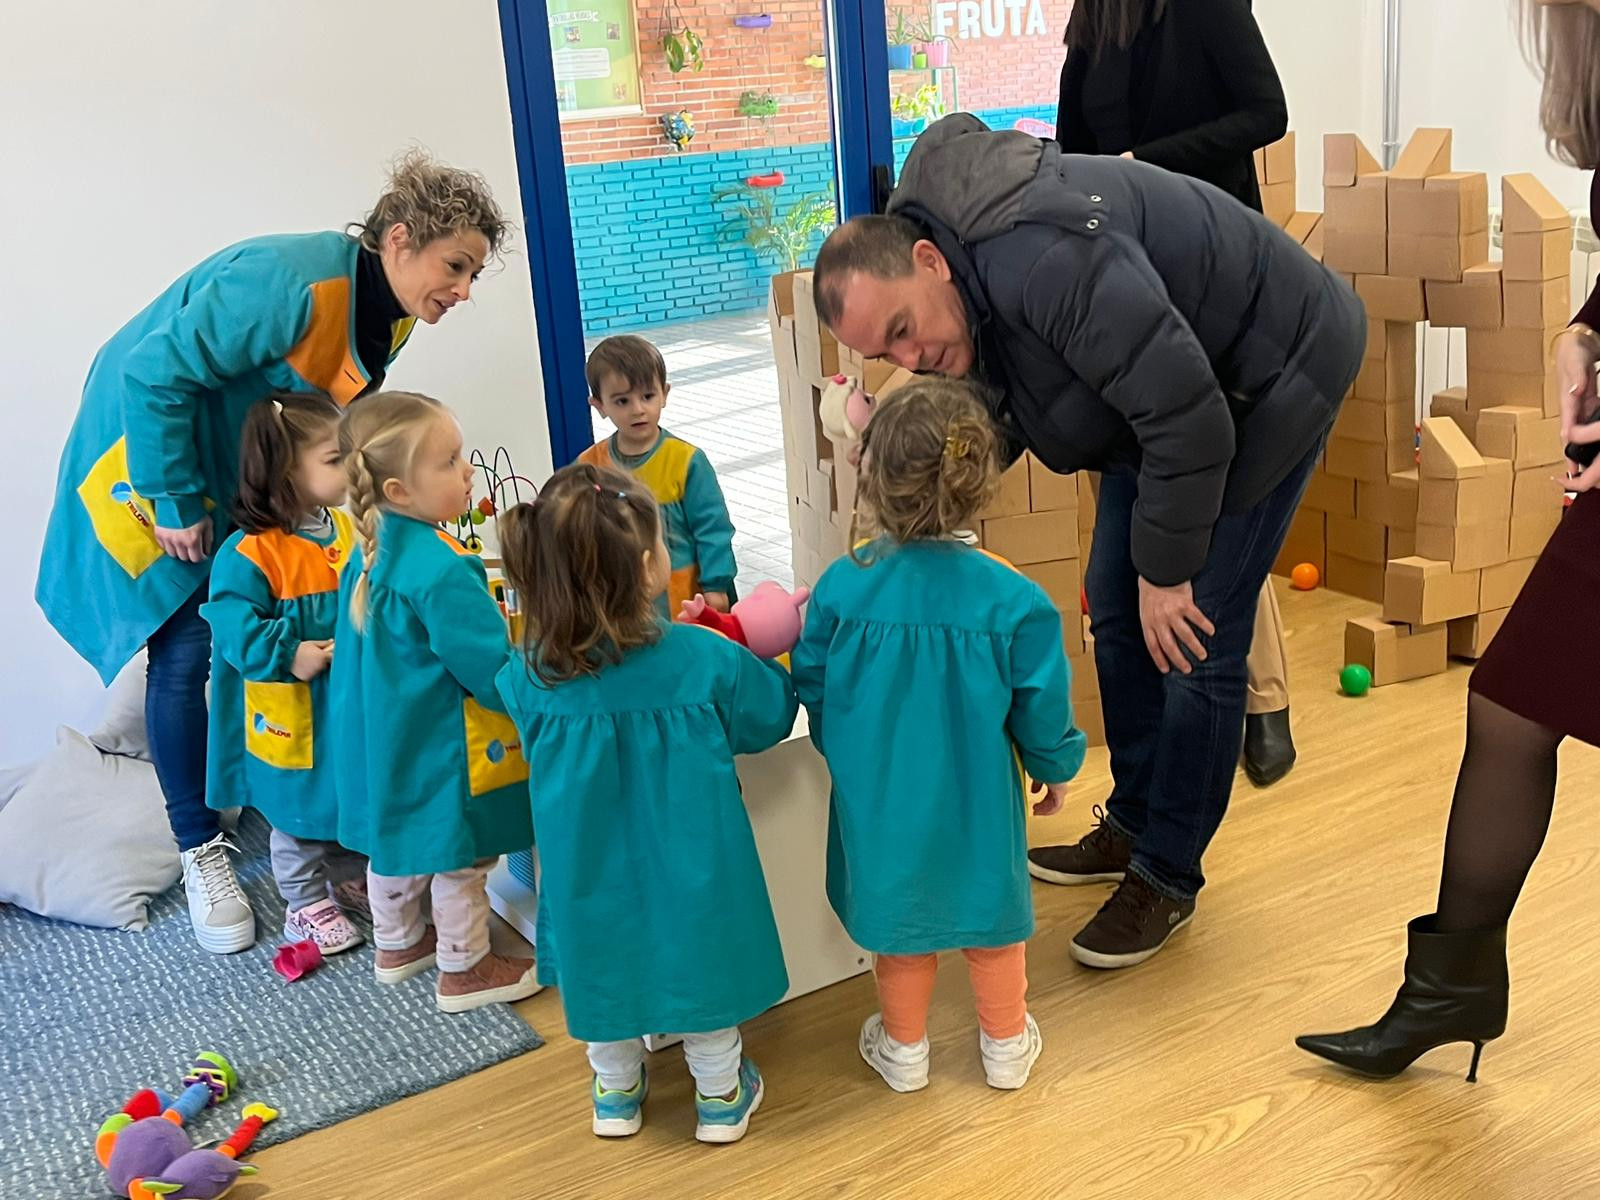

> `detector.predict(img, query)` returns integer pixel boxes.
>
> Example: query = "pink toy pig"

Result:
[679,581,812,658]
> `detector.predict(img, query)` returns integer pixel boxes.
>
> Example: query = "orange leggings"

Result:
[874,942,1028,1043]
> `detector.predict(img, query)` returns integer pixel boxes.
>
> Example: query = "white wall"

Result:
[0,2,550,767]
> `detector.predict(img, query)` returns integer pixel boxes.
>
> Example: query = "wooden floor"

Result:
[247,585,1600,1199]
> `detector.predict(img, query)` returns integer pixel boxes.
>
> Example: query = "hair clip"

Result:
[271,399,284,415]
[944,435,970,459]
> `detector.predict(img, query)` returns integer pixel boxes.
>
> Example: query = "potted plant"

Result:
[712,183,838,272]
[887,8,915,70]
[738,89,780,119]
[660,0,705,73]
[904,16,934,68]
[924,33,952,67]
[890,81,943,138]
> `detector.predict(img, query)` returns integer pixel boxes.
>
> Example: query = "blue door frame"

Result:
[496,0,891,469]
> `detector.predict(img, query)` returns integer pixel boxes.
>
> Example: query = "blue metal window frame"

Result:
[496,0,892,466]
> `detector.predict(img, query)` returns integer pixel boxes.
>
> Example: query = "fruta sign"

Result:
[932,0,1049,40]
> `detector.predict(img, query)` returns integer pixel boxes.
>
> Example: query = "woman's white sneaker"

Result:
[180,834,256,954]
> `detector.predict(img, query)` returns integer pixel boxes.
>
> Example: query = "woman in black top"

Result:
[1031,0,1296,814]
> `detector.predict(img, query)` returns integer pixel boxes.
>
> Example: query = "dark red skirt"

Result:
[1470,489,1600,746]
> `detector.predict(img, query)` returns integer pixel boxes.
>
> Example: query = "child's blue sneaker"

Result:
[694,1057,763,1144]
[592,1066,648,1138]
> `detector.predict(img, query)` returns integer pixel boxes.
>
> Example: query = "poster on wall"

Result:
[549,0,642,121]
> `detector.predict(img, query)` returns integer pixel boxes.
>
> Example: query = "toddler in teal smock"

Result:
[330,391,539,1015]
[496,462,796,1145]
[202,393,367,955]
[791,378,1087,1093]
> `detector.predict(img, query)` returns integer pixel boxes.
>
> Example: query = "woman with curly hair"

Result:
[36,150,511,954]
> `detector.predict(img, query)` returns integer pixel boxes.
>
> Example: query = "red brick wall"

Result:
[557,0,1070,166]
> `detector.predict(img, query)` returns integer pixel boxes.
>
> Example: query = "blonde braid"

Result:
[346,449,381,631]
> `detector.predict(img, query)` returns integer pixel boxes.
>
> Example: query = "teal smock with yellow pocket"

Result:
[332,513,532,877]
[201,509,356,840]
[578,430,736,619]
[790,539,1088,956]
[496,622,797,1044]
[37,232,416,684]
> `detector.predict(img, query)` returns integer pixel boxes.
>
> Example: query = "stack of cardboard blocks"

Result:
[1272,128,1572,686]
[1254,131,1325,260]
[769,268,1104,744]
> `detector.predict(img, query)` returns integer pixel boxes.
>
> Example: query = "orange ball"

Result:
[1290,562,1320,591]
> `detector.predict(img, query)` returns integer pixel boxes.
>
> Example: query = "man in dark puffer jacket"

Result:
[814,114,1364,971]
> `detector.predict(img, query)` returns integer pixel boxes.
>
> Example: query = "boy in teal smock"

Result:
[331,392,538,1014]
[578,335,737,619]
[202,394,367,954]
[496,463,797,1145]
[791,379,1087,1093]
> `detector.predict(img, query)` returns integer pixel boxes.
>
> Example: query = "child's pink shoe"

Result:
[283,898,365,955]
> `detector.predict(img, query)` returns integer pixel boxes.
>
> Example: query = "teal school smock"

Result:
[332,514,531,877]
[202,510,356,840]
[790,539,1087,955]
[578,430,736,619]
[37,232,415,684]
[496,622,797,1043]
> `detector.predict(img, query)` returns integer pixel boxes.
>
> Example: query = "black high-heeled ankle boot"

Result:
[1295,914,1508,1082]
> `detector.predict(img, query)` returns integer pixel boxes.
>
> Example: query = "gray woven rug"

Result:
[0,810,542,1196]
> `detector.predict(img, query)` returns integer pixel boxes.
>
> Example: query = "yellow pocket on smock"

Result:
[463,697,529,797]
[75,438,162,579]
[244,680,314,770]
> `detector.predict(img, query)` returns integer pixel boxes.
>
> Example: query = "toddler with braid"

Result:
[330,390,539,1013]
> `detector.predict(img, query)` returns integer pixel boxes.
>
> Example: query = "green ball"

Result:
[1340,663,1373,696]
[470,509,487,526]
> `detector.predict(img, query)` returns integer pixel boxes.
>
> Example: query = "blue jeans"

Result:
[1086,444,1323,900]
[146,585,218,852]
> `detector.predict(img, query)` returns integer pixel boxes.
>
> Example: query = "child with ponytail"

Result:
[790,377,1087,1092]
[331,390,538,1013]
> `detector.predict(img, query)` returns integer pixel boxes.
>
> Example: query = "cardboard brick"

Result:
[1285,211,1321,246]
[1261,181,1296,228]
[1476,406,1563,470]
[1264,132,1296,185]
[1502,172,1569,233]
[1021,557,1083,614]
[1325,435,1390,482]
[862,356,902,396]
[872,365,918,398]
[1302,469,1358,517]
[1419,417,1486,479]
[1463,367,1550,413]
[1387,230,1489,283]
[1388,171,1490,236]
[1327,552,1387,603]
[1327,513,1390,564]
[1253,146,1268,185]
[1383,556,1482,626]
[1424,263,1503,330]
[1324,228,1388,276]
[1417,457,1512,526]
[1357,274,1428,323]
[1027,456,1078,514]
[979,511,1076,565]
[1364,318,1417,365]
[1302,217,1325,263]
[1448,607,1510,661]
[1324,132,1383,187]
[1272,508,1326,578]
[1390,526,1418,558]
[1503,277,1571,331]
[1513,465,1566,516]
[1334,397,1414,447]
[1345,616,1449,686]
[1324,174,1389,233]
[1357,469,1420,529]
[1414,519,1510,572]
[1353,332,1417,402]
[1502,228,1572,281]
[980,456,1031,519]
[1509,505,1563,558]
[1429,388,1478,444]
[1479,556,1537,612]
[1389,127,1453,184]
[1466,326,1558,377]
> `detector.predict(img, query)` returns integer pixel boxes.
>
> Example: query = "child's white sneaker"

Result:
[283,898,364,955]
[181,835,256,954]
[980,1013,1042,1090]
[859,1013,930,1092]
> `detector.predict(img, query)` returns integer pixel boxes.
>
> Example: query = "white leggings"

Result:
[587,1027,742,1098]
[368,859,494,973]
